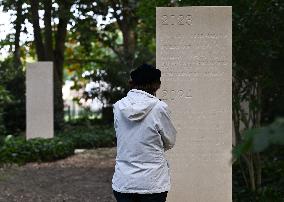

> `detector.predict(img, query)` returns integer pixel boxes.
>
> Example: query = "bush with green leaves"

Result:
[0,85,12,135]
[58,127,115,149]
[0,125,116,166]
[233,118,284,158]
[0,136,75,166]
[0,57,26,135]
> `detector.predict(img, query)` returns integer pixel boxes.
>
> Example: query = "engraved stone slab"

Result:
[26,62,54,139]
[156,7,232,201]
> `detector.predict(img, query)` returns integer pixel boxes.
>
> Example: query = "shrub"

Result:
[0,136,75,166]
[0,124,115,167]
[57,124,116,149]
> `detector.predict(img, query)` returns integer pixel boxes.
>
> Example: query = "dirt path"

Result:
[0,147,117,202]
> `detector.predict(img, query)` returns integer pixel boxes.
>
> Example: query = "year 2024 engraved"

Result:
[161,89,192,101]
[161,14,192,25]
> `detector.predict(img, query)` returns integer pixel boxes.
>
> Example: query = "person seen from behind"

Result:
[112,63,177,202]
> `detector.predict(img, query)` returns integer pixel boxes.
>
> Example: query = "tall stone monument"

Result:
[156,7,232,201]
[26,62,54,139]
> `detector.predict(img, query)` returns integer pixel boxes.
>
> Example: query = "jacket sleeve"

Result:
[156,102,177,151]
[113,103,118,133]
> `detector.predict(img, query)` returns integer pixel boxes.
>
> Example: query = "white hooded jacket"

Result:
[112,89,177,194]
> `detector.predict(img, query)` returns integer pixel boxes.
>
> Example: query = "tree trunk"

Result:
[53,60,64,130]
[30,0,45,60]
[244,153,256,191]
[111,0,138,68]
[30,0,72,130]
[121,26,136,67]
[53,1,71,130]
[14,0,23,68]
[255,153,262,189]
[43,0,53,60]
[254,81,262,190]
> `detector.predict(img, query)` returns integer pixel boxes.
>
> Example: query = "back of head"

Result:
[130,63,161,95]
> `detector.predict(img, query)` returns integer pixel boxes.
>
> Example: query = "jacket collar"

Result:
[128,89,158,99]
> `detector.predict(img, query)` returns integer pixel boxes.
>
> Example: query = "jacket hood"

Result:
[116,89,159,121]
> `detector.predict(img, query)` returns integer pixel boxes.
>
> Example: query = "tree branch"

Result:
[96,32,126,65]
[110,0,123,29]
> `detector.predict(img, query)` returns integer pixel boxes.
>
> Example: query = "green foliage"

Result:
[0,58,15,134]
[0,136,75,165]
[0,0,283,200]
[232,0,284,124]
[233,145,284,201]
[0,86,11,104]
[58,125,116,149]
[137,0,170,35]
[0,57,26,134]
[234,176,284,201]
[65,0,173,121]
[0,125,115,167]
[233,118,284,201]
[233,118,284,159]
[0,85,12,134]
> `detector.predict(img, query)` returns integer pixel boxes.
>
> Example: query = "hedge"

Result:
[0,126,115,166]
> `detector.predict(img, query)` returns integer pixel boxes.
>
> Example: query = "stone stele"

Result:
[156,7,232,202]
[26,62,54,139]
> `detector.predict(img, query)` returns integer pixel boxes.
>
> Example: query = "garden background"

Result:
[0,0,283,201]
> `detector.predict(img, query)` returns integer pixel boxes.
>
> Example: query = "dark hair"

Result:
[130,63,161,85]
[129,63,161,95]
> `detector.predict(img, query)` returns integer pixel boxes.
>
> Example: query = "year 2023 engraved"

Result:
[161,14,192,25]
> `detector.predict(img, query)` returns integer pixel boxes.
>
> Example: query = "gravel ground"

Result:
[0,147,117,202]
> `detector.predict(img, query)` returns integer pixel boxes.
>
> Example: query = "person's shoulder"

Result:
[113,97,123,109]
[157,100,168,107]
[154,100,169,112]
[113,101,118,109]
[113,100,120,106]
